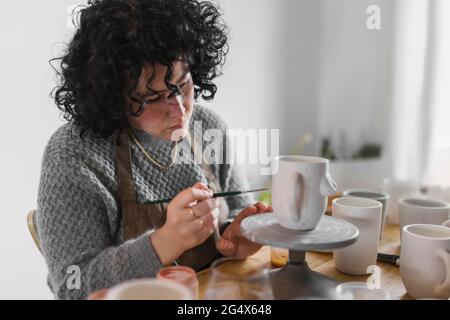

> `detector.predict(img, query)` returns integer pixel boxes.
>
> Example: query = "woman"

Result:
[37,0,271,300]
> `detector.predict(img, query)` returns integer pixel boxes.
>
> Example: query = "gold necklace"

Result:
[128,129,180,171]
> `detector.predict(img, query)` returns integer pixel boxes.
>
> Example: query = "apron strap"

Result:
[116,128,138,203]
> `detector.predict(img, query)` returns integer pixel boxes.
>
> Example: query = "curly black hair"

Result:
[51,0,228,138]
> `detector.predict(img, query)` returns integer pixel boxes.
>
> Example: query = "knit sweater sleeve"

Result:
[36,151,163,300]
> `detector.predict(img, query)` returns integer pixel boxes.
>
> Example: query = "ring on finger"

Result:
[188,208,198,218]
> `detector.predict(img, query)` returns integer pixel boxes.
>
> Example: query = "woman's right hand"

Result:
[150,182,220,266]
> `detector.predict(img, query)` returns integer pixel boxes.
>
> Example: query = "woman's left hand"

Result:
[216,202,273,258]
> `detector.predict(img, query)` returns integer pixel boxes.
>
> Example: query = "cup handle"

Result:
[435,249,450,297]
[288,172,304,223]
[320,173,337,197]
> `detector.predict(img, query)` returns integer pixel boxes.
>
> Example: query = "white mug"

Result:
[343,189,389,239]
[399,198,450,238]
[383,179,420,225]
[400,224,450,299]
[105,279,193,300]
[272,156,337,231]
[333,197,382,275]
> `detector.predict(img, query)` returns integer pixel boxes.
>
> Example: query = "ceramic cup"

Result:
[157,266,199,300]
[343,189,389,239]
[335,282,390,300]
[272,156,337,231]
[333,197,382,275]
[400,224,450,299]
[105,279,193,300]
[383,179,420,225]
[399,198,450,239]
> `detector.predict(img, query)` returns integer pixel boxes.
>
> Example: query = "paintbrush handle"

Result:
[213,188,269,199]
[377,253,400,266]
[145,188,268,205]
[212,191,242,198]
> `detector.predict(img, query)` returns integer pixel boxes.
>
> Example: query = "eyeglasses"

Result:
[130,78,193,117]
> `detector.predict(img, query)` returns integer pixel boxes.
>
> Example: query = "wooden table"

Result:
[197,223,412,300]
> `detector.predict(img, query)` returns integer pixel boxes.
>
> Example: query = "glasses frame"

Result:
[130,77,193,117]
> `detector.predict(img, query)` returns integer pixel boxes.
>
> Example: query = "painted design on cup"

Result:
[272,156,337,231]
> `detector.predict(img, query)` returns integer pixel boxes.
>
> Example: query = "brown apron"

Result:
[115,128,228,271]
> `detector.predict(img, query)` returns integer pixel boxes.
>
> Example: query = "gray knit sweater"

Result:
[36,105,252,300]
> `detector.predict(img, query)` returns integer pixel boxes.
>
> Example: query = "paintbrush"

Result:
[377,253,400,266]
[146,187,269,242]
[144,188,269,205]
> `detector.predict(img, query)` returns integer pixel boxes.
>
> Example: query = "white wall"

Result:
[210,0,285,188]
[212,0,323,187]
[214,0,397,189]
[317,0,393,159]
[0,0,85,299]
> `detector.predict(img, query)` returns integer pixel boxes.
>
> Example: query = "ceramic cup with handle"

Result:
[272,156,337,231]
[332,197,382,275]
[399,198,450,239]
[343,189,389,239]
[400,224,450,299]
[105,279,193,300]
